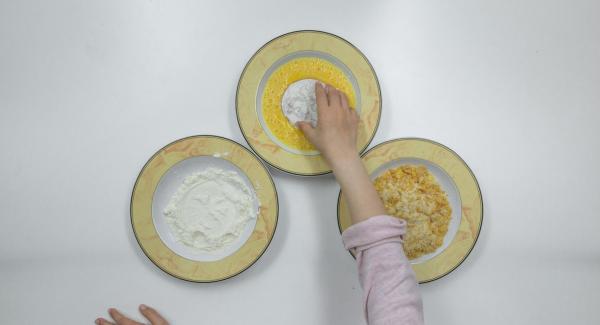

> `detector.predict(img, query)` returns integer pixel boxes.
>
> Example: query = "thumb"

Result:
[296,121,317,140]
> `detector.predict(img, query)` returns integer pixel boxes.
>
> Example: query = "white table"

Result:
[1,1,599,324]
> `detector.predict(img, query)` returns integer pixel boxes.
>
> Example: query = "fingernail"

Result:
[140,304,147,310]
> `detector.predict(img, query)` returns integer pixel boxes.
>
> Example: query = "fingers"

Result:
[108,308,143,325]
[352,109,360,122]
[350,108,360,128]
[108,308,127,324]
[315,82,328,111]
[296,121,316,141]
[338,90,358,128]
[96,318,116,325]
[339,91,349,110]
[139,304,169,325]
[326,84,341,108]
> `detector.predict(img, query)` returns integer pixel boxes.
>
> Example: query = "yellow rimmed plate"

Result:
[337,138,483,283]
[131,135,278,282]
[236,30,382,176]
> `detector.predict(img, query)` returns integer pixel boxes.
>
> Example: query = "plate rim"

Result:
[235,29,382,177]
[336,137,484,284]
[130,134,279,283]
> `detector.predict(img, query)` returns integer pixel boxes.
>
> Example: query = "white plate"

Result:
[151,156,259,262]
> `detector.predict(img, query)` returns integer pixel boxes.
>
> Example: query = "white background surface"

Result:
[1,0,599,324]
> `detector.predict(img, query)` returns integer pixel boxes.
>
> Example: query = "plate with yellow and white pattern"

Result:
[338,138,483,283]
[131,135,278,282]
[236,30,381,176]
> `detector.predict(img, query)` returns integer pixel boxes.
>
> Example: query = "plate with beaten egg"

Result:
[337,138,483,283]
[131,135,278,282]
[236,30,381,176]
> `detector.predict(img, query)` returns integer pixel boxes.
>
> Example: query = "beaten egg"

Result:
[261,57,356,151]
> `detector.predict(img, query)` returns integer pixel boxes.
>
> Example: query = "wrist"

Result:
[326,149,360,171]
[329,153,365,183]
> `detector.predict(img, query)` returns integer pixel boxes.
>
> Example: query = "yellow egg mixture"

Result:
[262,57,356,151]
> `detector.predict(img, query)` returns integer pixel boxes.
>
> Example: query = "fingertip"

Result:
[138,305,168,324]
[108,308,121,320]
[338,91,345,105]
[296,121,314,135]
[327,86,340,106]
[315,83,329,108]
[341,91,349,102]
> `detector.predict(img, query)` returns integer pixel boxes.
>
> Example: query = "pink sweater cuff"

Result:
[342,215,407,251]
[340,215,424,325]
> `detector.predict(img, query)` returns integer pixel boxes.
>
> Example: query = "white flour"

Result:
[281,79,322,127]
[163,167,258,252]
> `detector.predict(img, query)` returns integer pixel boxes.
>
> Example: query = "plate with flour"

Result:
[131,135,278,282]
[236,30,382,176]
[337,138,483,283]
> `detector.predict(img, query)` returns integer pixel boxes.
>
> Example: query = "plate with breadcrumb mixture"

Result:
[337,138,483,283]
[236,30,381,176]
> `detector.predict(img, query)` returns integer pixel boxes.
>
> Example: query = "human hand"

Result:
[299,83,385,223]
[297,83,360,168]
[95,305,168,325]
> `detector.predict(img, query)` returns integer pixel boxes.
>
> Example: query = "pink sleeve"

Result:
[342,215,424,325]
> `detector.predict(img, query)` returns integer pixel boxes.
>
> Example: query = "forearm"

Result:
[330,153,386,224]
[342,216,424,325]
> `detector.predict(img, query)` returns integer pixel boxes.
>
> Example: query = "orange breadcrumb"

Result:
[373,165,452,259]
